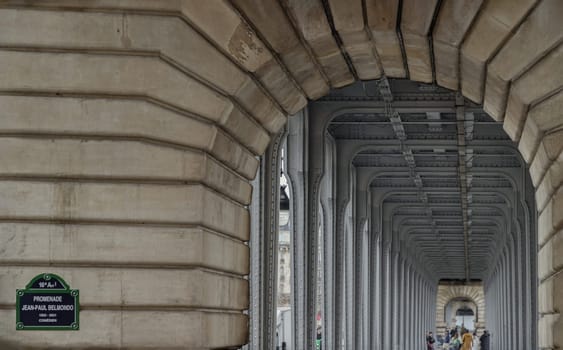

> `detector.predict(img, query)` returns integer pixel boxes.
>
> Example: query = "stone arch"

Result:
[0,1,561,349]
[436,284,486,333]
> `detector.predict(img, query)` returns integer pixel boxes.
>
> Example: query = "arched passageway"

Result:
[0,1,560,349]
[436,283,486,335]
[274,79,536,349]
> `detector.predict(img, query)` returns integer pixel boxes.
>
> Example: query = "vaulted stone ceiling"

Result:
[228,0,562,119]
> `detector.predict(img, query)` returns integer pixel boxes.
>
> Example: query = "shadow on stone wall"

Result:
[0,339,25,350]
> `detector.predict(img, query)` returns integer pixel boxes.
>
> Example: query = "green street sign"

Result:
[16,273,79,331]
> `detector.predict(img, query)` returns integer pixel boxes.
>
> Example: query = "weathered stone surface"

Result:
[0,51,271,154]
[0,2,561,349]
[552,230,563,279]
[538,278,553,314]
[0,224,249,275]
[435,283,486,328]
[285,0,354,87]
[180,1,307,114]
[432,41,459,91]
[328,0,381,80]
[182,0,272,72]
[503,44,563,141]
[400,0,439,83]
[553,273,563,348]
[234,76,288,132]
[536,159,563,213]
[0,6,257,348]
[0,96,259,179]
[365,0,405,78]
[401,33,433,83]
[280,46,330,99]
[122,311,247,349]
[0,181,249,240]
[538,313,559,349]
[0,267,248,310]
[433,0,483,47]
[461,0,536,102]
[539,239,554,280]
[0,9,287,134]
[484,0,563,121]
[0,310,247,349]
[339,31,382,80]
[538,188,563,246]
[254,59,308,114]
[520,117,544,166]
[519,91,563,164]
[232,0,329,99]
[0,138,251,205]
[530,129,563,188]
[0,0,181,12]
[432,0,483,90]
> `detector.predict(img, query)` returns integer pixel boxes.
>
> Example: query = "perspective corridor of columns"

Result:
[0,1,561,349]
[270,81,535,349]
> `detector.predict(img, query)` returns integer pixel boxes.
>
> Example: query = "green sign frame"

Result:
[16,273,80,331]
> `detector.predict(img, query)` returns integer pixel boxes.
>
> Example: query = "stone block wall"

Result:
[0,0,561,348]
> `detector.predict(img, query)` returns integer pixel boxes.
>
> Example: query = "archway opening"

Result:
[455,306,475,331]
[252,78,538,349]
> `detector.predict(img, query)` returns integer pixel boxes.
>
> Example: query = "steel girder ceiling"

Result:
[319,79,529,281]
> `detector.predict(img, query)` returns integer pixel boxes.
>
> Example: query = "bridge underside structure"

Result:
[0,1,560,349]
[261,80,536,349]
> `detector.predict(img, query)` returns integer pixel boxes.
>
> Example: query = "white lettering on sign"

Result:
[22,301,73,311]
[38,281,58,288]
[21,305,47,311]
[48,305,73,311]
[32,296,62,302]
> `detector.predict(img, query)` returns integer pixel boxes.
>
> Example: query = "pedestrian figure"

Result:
[316,327,322,350]
[479,330,490,350]
[427,331,436,350]
[449,333,461,350]
[461,329,473,350]
[443,329,451,350]
[472,331,480,350]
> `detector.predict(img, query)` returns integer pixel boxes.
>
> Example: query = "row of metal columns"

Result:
[249,104,537,350]
[365,240,437,350]
[483,185,536,350]
[249,111,440,349]
[485,245,516,350]
[309,109,439,349]
[484,235,534,349]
